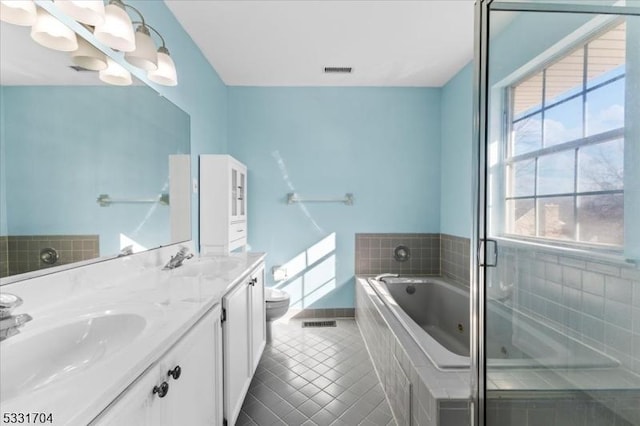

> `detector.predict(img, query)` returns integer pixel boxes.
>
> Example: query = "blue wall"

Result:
[438,11,595,240]
[440,64,473,238]
[228,87,441,308]
[127,1,229,245]
[1,86,189,255]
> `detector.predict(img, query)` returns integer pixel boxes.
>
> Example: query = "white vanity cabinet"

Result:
[200,155,248,255]
[222,263,266,426]
[91,305,223,426]
[249,266,266,374]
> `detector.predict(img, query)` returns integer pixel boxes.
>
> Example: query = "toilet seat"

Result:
[264,288,290,344]
[265,287,289,303]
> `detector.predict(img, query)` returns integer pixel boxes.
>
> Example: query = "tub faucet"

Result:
[163,246,194,270]
[374,273,399,281]
[0,293,32,342]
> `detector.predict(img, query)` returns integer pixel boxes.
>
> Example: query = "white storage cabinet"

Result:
[200,155,247,255]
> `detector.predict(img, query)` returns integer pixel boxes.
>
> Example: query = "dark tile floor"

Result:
[237,319,396,426]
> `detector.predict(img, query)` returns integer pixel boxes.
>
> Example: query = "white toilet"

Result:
[265,287,290,344]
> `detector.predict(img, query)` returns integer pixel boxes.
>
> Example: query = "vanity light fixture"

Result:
[0,0,36,26]
[99,56,132,86]
[94,0,177,85]
[2,0,178,86]
[54,0,104,26]
[30,6,78,51]
[71,36,107,71]
[93,0,135,52]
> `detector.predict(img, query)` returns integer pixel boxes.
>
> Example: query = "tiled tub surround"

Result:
[357,274,640,425]
[355,234,441,276]
[440,234,470,287]
[355,233,471,284]
[355,277,471,426]
[0,236,8,278]
[356,233,640,424]
[0,235,99,277]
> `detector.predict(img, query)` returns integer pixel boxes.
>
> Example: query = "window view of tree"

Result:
[505,22,626,246]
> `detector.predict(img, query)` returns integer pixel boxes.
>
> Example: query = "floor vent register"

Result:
[302,320,337,328]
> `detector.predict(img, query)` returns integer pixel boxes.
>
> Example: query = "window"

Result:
[505,22,626,247]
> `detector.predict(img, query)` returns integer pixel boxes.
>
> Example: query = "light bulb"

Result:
[30,7,78,52]
[54,0,105,26]
[125,25,158,71]
[71,36,107,71]
[94,1,135,52]
[148,47,177,86]
[0,0,36,26]
[99,57,132,86]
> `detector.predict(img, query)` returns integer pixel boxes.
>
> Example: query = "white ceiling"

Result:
[165,0,475,87]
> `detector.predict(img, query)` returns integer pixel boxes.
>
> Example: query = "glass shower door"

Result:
[475,1,640,425]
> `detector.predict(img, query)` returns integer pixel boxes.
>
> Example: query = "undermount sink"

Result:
[0,313,146,401]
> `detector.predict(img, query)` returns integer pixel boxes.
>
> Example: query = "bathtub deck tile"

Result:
[239,318,396,426]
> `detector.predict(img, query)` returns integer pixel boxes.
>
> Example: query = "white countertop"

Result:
[0,251,266,426]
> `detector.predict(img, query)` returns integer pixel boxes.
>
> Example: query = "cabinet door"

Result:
[90,364,166,426]
[230,162,247,224]
[250,266,266,374]
[238,169,246,220]
[90,306,222,426]
[222,282,252,425]
[230,167,238,218]
[163,306,221,426]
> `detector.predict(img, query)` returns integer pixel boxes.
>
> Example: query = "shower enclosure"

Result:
[473,1,640,425]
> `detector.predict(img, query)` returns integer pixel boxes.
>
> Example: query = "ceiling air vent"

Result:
[324,67,352,74]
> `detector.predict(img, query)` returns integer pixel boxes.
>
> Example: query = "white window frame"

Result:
[488,14,639,261]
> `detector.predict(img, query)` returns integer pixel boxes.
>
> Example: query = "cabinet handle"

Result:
[168,365,182,380]
[153,382,169,398]
[237,197,244,201]
[249,277,258,286]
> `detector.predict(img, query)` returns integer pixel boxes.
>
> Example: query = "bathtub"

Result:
[367,276,619,370]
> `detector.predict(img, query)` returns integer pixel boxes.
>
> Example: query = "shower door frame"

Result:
[471,2,640,426]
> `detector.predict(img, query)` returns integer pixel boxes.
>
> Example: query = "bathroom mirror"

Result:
[0,19,191,280]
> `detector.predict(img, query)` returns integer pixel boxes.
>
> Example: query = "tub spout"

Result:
[374,273,399,281]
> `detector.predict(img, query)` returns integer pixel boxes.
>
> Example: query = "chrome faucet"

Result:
[163,246,194,270]
[374,273,399,281]
[0,293,32,342]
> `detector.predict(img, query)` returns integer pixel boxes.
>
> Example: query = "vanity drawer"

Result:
[229,221,247,242]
